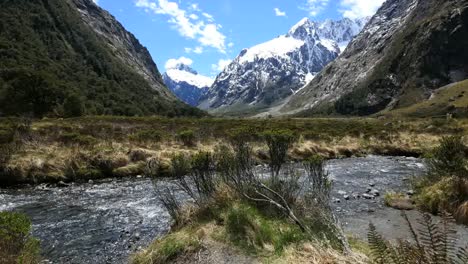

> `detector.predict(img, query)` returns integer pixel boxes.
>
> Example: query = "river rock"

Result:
[370,189,380,197]
[362,193,374,199]
[57,181,70,187]
[344,195,350,200]
[333,198,341,203]
[407,190,415,196]
[88,180,94,184]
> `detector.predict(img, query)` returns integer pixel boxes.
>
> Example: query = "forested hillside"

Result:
[0,0,203,117]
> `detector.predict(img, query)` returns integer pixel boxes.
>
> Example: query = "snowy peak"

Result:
[199,16,369,114]
[238,36,305,64]
[164,64,213,89]
[163,64,213,107]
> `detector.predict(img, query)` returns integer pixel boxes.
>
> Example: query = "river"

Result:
[1,155,467,263]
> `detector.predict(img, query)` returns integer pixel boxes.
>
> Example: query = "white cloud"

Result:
[135,0,226,53]
[193,46,204,54]
[185,46,204,54]
[228,42,234,48]
[211,59,232,72]
[274,8,286,17]
[303,0,330,17]
[165,57,193,69]
[340,0,385,19]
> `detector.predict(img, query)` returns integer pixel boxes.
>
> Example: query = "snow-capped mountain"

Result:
[198,17,368,114]
[163,64,213,106]
[283,0,468,116]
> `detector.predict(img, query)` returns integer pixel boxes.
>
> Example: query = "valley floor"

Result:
[1,116,467,186]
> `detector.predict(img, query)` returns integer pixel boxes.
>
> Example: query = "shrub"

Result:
[262,129,297,179]
[58,132,97,146]
[427,136,467,180]
[171,152,217,207]
[129,130,162,143]
[176,130,196,147]
[63,93,84,117]
[302,155,331,204]
[415,177,455,214]
[0,212,40,264]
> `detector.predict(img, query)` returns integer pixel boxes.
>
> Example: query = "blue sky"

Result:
[95,0,384,78]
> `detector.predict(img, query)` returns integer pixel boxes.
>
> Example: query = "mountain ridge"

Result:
[198,17,368,115]
[163,64,213,106]
[283,0,468,116]
[0,0,203,117]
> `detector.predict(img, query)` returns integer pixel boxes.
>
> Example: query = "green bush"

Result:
[176,130,196,146]
[225,203,304,253]
[427,136,467,179]
[58,132,98,146]
[0,212,40,264]
[262,129,297,177]
[129,130,163,143]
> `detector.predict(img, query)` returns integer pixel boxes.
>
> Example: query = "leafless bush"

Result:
[303,155,332,206]
[153,184,183,226]
[262,129,296,180]
[169,152,217,207]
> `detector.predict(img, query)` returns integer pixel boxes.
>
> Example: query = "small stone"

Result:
[369,182,375,187]
[363,194,374,200]
[303,243,315,253]
[344,195,350,200]
[338,190,347,195]
[407,190,415,196]
[136,175,143,179]
[333,198,341,203]
[371,189,380,197]
[57,181,70,187]
[263,244,275,252]
[88,180,94,184]
[366,187,372,193]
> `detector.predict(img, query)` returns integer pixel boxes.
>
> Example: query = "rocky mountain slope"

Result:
[284,0,468,116]
[162,64,213,106]
[0,0,202,117]
[199,17,367,115]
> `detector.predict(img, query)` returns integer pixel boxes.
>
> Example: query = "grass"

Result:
[131,199,369,264]
[131,227,201,264]
[1,116,467,186]
[387,79,468,118]
[0,212,41,264]
[383,192,415,210]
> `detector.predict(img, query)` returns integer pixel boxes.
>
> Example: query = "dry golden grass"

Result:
[2,117,467,185]
[269,242,369,264]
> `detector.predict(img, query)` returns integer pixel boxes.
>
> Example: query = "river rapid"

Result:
[1,155,467,263]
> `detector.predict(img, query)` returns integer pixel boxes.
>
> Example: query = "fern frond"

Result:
[418,213,444,263]
[441,211,458,263]
[455,247,468,264]
[368,223,390,264]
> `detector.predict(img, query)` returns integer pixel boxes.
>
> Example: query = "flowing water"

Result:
[1,156,467,263]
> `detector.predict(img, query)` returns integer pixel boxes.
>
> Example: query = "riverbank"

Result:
[2,156,467,263]
[1,116,466,186]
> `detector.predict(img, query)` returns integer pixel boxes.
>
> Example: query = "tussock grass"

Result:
[1,117,467,185]
[131,227,201,264]
[384,192,415,210]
